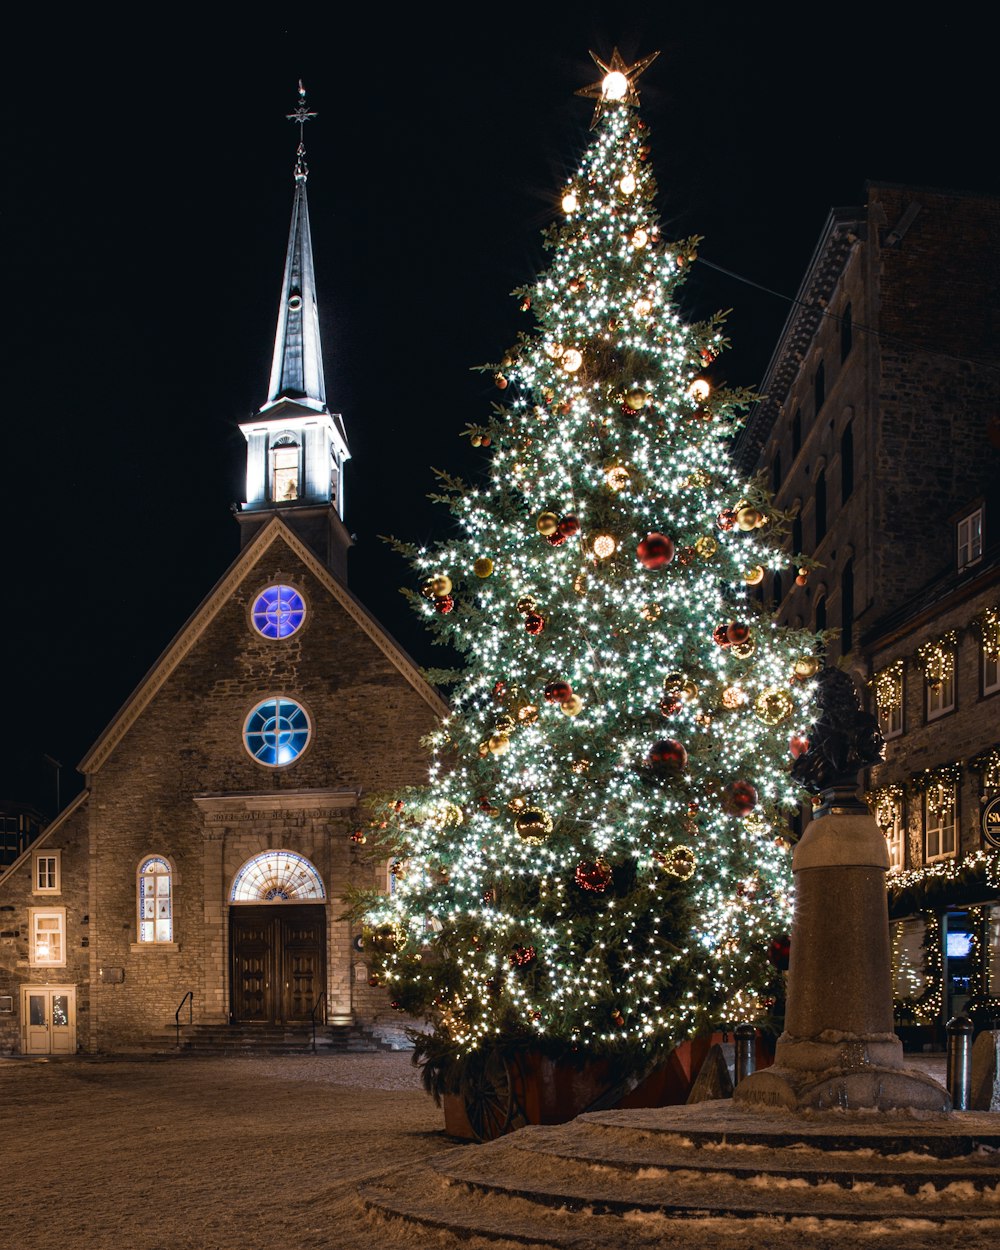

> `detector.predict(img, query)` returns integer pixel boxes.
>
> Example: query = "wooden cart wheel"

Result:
[464,1049,515,1142]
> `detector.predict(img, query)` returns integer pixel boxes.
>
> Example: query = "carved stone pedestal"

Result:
[735,808,948,1112]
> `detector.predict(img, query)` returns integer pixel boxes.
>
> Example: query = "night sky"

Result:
[3,10,994,813]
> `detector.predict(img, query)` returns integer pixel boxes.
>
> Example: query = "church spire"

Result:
[264,82,326,409]
[237,83,352,581]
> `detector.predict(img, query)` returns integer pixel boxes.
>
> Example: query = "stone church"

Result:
[0,97,445,1055]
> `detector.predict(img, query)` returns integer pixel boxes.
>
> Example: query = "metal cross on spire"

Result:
[286,79,317,181]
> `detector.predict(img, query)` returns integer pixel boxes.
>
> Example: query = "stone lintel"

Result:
[193,789,360,816]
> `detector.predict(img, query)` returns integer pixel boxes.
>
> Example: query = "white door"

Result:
[23,987,76,1055]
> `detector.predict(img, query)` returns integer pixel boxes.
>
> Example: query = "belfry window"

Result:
[271,436,300,503]
[138,857,173,943]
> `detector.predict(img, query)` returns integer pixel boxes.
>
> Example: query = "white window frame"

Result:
[136,856,174,945]
[885,800,906,872]
[876,668,904,740]
[925,788,958,863]
[32,850,60,895]
[29,908,66,967]
[927,669,956,720]
[984,644,1000,697]
[958,508,983,570]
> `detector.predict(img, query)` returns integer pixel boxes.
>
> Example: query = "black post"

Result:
[946,1014,974,1110]
[735,1022,756,1085]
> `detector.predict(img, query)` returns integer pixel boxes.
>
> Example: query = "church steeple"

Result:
[237,83,352,581]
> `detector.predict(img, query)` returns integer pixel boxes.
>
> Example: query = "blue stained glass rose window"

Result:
[251,585,306,639]
[243,697,310,767]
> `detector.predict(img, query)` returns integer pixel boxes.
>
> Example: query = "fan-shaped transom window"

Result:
[138,857,173,943]
[243,697,310,767]
[230,851,325,902]
[251,585,306,639]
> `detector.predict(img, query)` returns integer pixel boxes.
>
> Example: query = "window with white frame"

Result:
[872,787,906,872]
[873,663,904,739]
[924,783,958,862]
[917,634,957,721]
[981,609,1000,696]
[958,508,983,570]
[985,645,1000,697]
[29,908,66,966]
[137,857,173,943]
[32,851,60,894]
[271,436,300,503]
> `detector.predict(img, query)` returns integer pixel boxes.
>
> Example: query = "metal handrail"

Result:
[310,991,327,1053]
[174,990,194,1048]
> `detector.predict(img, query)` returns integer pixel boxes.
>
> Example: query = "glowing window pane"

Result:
[138,857,172,943]
[243,698,310,767]
[230,850,325,902]
[251,585,306,639]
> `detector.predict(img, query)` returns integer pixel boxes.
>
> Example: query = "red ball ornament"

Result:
[575,858,613,892]
[493,680,507,699]
[726,622,751,645]
[717,509,737,531]
[637,532,675,570]
[558,515,581,537]
[647,739,688,771]
[659,695,683,717]
[544,680,573,704]
[545,531,567,547]
[524,613,546,636]
[434,595,455,614]
[509,944,537,968]
[723,780,758,816]
[713,623,732,647]
[789,735,809,759]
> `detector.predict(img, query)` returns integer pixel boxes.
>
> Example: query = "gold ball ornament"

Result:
[753,687,795,725]
[494,714,515,734]
[516,595,538,614]
[736,507,762,531]
[517,703,539,725]
[473,557,494,578]
[605,465,631,491]
[694,535,718,560]
[624,387,648,411]
[488,733,511,755]
[561,348,583,373]
[430,575,453,598]
[655,845,697,881]
[592,533,617,559]
[560,694,584,717]
[793,655,822,679]
[662,671,685,693]
[515,808,554,843]
[722,685,748,709]
[744,565,765,586]
[730,638,756,659]
[536,512,559,536]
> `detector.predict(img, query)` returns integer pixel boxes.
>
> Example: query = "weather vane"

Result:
[286,79,317,180]
[576,48,660,129]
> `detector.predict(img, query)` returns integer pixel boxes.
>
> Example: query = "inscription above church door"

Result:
[230,905,325,1025]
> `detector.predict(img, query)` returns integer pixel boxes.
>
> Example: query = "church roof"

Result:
[78,517,449,775]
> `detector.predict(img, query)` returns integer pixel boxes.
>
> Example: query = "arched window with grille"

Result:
[137,856,173,944]
[270,434,300,503]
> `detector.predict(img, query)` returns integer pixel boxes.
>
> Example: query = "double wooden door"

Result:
[230,905,326,1024]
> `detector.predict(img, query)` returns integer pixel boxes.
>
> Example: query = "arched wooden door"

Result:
[230,905,326,1024]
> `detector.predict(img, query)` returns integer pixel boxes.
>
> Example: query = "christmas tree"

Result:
[357,50,820,1090]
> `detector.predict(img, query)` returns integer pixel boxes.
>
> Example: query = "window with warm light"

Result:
[927,669,956,720]
[958,508,983,570]
[925,786,957,862]
[137,857,173,943]
[885,800,906,872]
[30,908,65,966]
[985,643,1000,697]
[271,437,300,502]
[32,851,60,894]
[874,663,904,739]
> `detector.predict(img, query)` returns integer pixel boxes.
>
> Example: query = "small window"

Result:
[243,697,311,767]
[33,851,60,895]
[138,857,173,943]
[874,664,904,739]
[841,559,854,657]
[791,408,802,457]
[271,437,300,503]
[925,786,957,862]
[884,798,905,872]
[815,469,827,545]
[958,508,983,570]
[29,908,66,966]
[841,423,854,504]
[985,643,1000,697]
[251,585,306,640]
[814,362,826,414]
[927,669,956,720]
[840,302,853,362]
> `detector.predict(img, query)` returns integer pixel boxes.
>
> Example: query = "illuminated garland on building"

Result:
[914,631,959,688]
[909,762,963,815]
[870,661,904,713]
[358,61,819,1064]
[969,746,1000,794]
[973,606,1000,661]
[866,783,904,836]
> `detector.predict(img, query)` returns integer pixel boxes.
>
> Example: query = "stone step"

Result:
[358,1099,1000,1246]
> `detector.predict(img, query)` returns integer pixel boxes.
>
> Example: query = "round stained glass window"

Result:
[243,697,311,767]
[251,585,306,639]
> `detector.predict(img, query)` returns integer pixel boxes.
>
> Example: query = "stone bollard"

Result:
[947,1015,974,1110]
[734,1023,756,1085]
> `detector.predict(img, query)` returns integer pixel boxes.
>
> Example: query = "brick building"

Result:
[735,181,1000,1045]
[0,97,444,1055]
